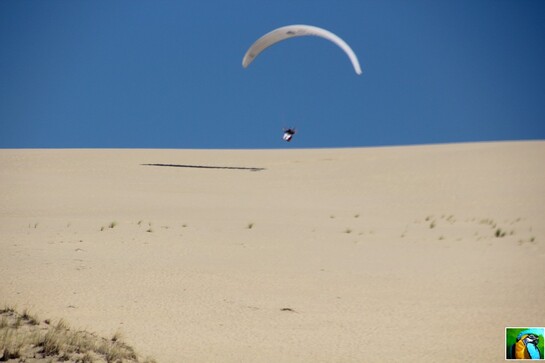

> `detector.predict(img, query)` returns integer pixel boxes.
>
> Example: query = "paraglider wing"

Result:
[242,24,362,75]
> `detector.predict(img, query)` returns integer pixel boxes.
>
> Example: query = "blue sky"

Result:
[1,0,544,149]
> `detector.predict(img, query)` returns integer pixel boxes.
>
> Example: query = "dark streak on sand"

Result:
[280,307,297,313]
[142,163,265,172]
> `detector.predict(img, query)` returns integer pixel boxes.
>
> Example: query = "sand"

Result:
[1,141,544,362]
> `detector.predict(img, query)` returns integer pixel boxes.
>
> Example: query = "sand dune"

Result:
[1,141,544,362]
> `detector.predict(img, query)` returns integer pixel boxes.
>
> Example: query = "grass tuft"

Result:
[111,330,123,342]
[0,316,8,329]
[21,308,39,325]
[0,305,16,314]
[495,228,506,238]
[56,318,69,331]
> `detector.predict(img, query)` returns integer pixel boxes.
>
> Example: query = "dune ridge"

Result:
[1,141,544,362]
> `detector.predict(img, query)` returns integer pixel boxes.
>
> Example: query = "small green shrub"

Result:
[495,228,506,238]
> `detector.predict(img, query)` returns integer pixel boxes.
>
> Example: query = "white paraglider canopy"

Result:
[242,24,362,75]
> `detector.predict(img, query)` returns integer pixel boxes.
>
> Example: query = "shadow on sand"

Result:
[142,163,266,172]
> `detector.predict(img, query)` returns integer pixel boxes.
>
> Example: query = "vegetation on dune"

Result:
[400,214,538,244]
[0,305,156,363]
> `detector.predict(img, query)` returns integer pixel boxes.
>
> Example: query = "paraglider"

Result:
[242,24,362,75]
[242,24,362,143]
[282,128,296,142]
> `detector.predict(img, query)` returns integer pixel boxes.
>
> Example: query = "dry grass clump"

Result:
[44,321,139,361]
[21,308,40,326]
[0,305,156,362]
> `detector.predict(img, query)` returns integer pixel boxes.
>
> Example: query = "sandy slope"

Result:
[1,141,544,362]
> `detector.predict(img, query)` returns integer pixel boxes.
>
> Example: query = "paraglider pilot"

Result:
[283,128,296,142]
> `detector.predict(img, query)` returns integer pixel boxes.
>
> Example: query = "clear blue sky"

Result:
[1,0,544,149]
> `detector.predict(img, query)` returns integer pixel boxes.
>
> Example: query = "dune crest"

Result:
[1,142,544,362]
